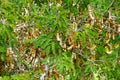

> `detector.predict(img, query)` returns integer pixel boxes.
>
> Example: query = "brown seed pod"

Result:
[106,31,111,43]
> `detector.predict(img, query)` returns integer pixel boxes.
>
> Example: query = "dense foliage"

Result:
[0,0,120,80]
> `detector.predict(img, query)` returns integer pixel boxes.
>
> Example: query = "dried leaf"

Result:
[73,22,78,31]
[72,52,76,59]
[118,25,120,33]
[67,45,74,51]
[88,5,94,20]
[57,0,62,6]
[56,31,62,46]
[106,31,111,43]
[88,4,95,26]
[40,50,46,58]
[112,31,115,40]
[97,21,102,31]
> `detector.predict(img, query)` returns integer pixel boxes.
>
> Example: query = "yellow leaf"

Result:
[105,46,112,54]
[114,43,119,48]
[115,9,119,16]
[85,24,90,28]
[91,44,96,50]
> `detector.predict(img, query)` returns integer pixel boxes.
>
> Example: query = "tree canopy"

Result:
[0,0,120,80]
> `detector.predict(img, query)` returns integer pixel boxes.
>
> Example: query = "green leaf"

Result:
[45,46,51,55]
[80,32,86,47]
[1,53,6,61]
[52,42,56,55]
[24,39,34,44]
[42,39,51,49]
[0,46,6,52]
[34,37,46,48]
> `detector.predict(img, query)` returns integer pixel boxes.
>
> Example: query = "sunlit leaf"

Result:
[114,43,119,49]
[105,46,113,54]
